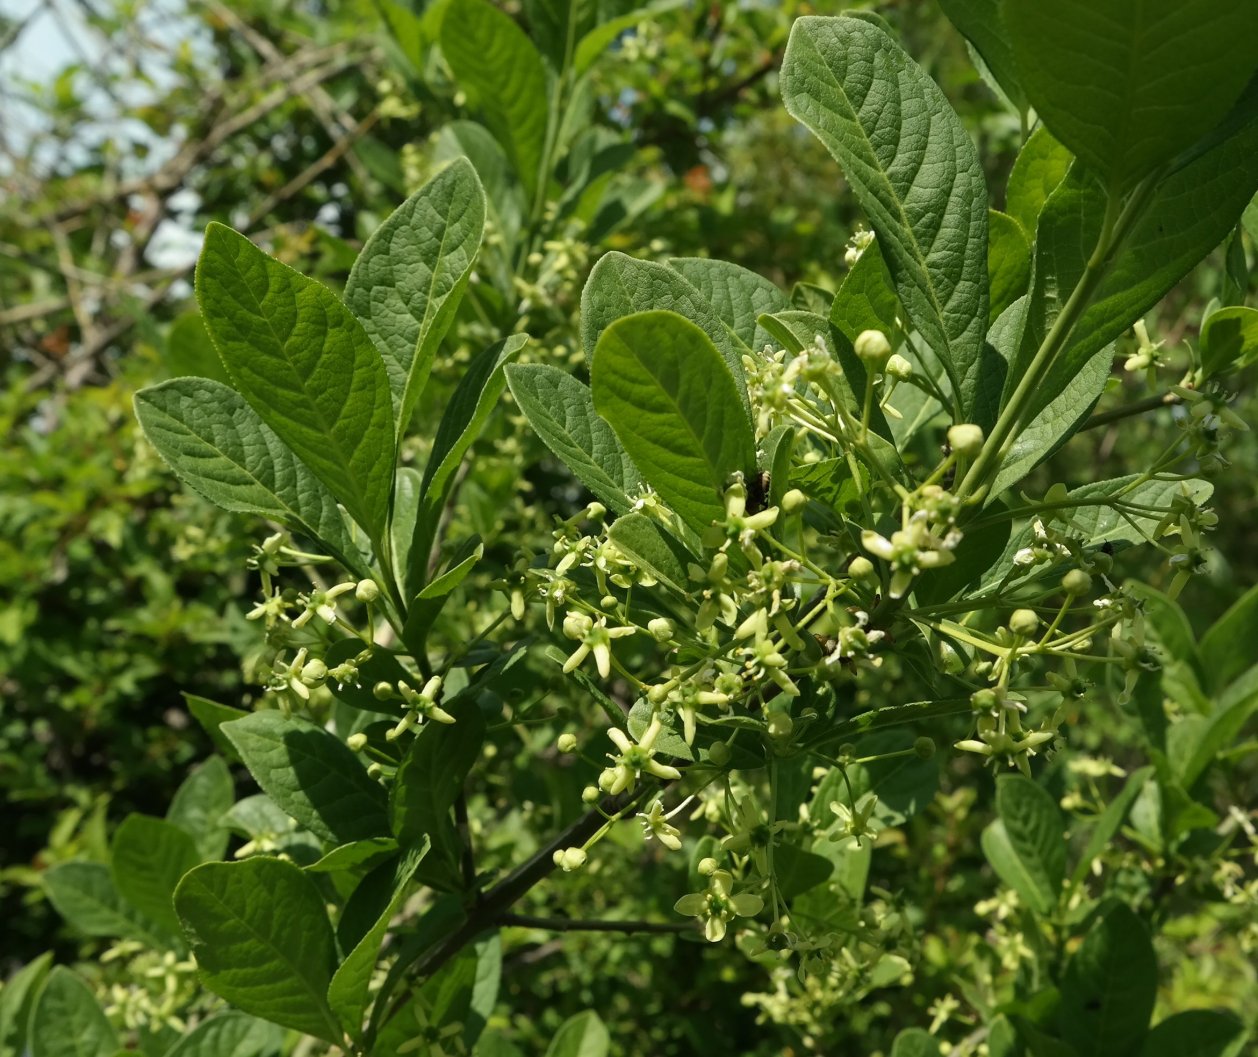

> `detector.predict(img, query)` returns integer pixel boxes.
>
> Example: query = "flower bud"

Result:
[1062,569,1093,596]
[647,617,675,643]
[552,847,587,872]
[557,733,578,753]
[697,856,719,876]
[707,741,731,768]
[781,488,807,515]
[581,785,600,803]
[848,556,876,582]
[970,688,998,713]
[355,579,380,603]
[854,329,892,364]
[885,353,913,380]
[373,681,395,701]
[562,611,593,641]
[947,423,984,458]
[1009,609,1040,636]
[346,732,368,752]
[913,736,935,760]
[300,659,328,686]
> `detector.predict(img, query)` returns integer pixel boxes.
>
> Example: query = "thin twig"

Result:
[1081,390,1183,431]
[497,913,695,935]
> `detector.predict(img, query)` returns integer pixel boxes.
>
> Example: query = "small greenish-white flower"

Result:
[292,581,356,629]
[598,716,683,795]
[387,675,453,739]
[637,799,683,850]
[561,612,637,679]
[861,515,957,598]
[246,589,289,626]
[829,793,882,847]
[721,792,788,875]
[674,869,764,941]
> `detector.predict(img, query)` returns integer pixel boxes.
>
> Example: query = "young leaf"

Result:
[987,210,1031,324]
[344,158,486,436]
[175,858,343,1043]
[0,952,51,1057]
[1004,0,1258,194]
[1005,127,1072,237]
[328,840,430,1040]
[43,862,170,948]
[504,363,640,513]
[591,310,755,532]
[1201,305,1258,378]
[1140,1011,1249,1057]
[666,257,790,352]
[391,702,486,852]
[441,0,549,200]
[223,712,389,845]
[1199,583,1258,693]
[408,333,527,595]
[30,967,118,1057]
[183,693,249,763]
[163,1011,284,1057]
[781,15,989,418]
[891,1028,940,1057]
[830,240,899,343]
[195,223,395,544]
[167,756,234,862]
[580,252,744,387]
[402,537,484,649]
[981,774,1065,914]
[111,814,201,934]
[545,1011,610,1057]
[1056,902,1158,1057]
[134,378,365,574]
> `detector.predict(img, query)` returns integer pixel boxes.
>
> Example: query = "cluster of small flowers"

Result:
[99,943,201,1034]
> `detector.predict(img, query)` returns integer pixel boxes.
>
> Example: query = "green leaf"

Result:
[30,968,118,1057]
[441,0,549,199]
[1004,0,1258,194]
[328,840,430,1040]
[344,158,485,436]
[573,2,685,75]
[1005,126,1072,236]
[306,838,399,875]
[606,512,693,594]
[433,121,522,256]
[223,711,389,845]
[163,1012,284,1057]
[175,858,342,1043]
[1071,767,1154,885]
[167,756,234,862]
[830,240,899,343]
[43,862,169,947]
[183,693,248,763]
[1201,305,1258,378]
[1025,104,1258,418]
[847,730,939,825]
[111,815,201,933]
[781,15,989,418]
[580,251,745,389]
[891,1028,940,1057]
[134,378,364,573]
[544,1011,610,1057]
[936,0,1026,112]
[774,843,835,899]
[1200,584,1258,693]
[391,702,486,851]
[1057,902,1158,1057]
[0,952,52,1057]
[982,775,1065,914]
[1174,665,1258,789]
[504,363,640,513]
[1140,1011,1249,1057]
[165,312,231,385]
[195,223,395,544]
[409,334,527,595]
[666,257,790,352]
[987,210,1031,324]
[591,310,755,531]
[401,536,483,650]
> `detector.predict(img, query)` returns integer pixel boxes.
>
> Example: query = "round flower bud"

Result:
[647,617,675,643]
[781,488,807,515]
[970,688,999,713]
[300,659,328,686]
[1062,569,1093,596]
[346,732,368,753]
[367,762,384,779]
[373,681,396,701]
[1009,608,1040,636]
[562,611,593,641]
[1089,552,1114,575]
[581,785,600,804]
[848,556,876,582]
[697,856,719,876]
[767,709,794,740]
[584,502,606,521]
[355,578,380,603]
[854,329,892,364]
[557,733,578,753]
[553,847,587,872]
[947,423,984,458]
[600,595,617,610]
[913,736,935,760]
[707,741,731,768]
[885,353,913,380]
